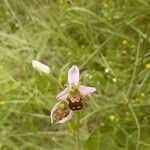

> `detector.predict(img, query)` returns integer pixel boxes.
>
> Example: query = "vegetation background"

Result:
[0,0,150,150]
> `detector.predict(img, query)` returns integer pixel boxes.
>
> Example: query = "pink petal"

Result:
[56,111,72,124]
[56,88,69,100]
[68,65,79,85]
[79,85,96,96]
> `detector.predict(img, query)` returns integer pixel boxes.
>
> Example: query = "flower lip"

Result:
[68,65,79,85]
[50,101,72,124]
[56,111,72,124]
[68,97,83,111]
[32,60,50,74]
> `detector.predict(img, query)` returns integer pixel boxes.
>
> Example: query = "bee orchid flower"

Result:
[57,65,96,110]
[50,100,72,124]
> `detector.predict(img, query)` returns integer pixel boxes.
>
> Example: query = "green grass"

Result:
[0,0,150,149]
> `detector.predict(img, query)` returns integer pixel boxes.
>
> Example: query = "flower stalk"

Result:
[76,112,80,150]
[46,74,62,88]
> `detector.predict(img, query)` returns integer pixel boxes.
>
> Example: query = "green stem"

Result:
[123,92,141,150]
[44,74,62,88]
[126,36,141,101]
[76,112,80,150]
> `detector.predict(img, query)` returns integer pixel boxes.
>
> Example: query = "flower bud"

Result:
[32,60,50,74]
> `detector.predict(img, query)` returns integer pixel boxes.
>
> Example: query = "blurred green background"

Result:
[0,0,150,150]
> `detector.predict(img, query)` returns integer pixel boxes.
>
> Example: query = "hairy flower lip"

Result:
[50,101,72,124]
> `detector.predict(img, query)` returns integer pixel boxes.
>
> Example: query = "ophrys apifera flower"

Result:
[57,65,96,110]
[50,100,72,124]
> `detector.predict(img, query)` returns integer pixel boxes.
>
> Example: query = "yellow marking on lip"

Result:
[63,113,66,117]
[56,115,60,119]
[53,113,57,116]
[60,104,65,108]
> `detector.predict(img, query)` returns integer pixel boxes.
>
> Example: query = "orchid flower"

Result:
[57,65,96,103]
[50,65,96,124]
[50,100,72,124]
[32,60,50,74]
